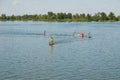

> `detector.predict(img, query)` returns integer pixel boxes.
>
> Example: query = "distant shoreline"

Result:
[0,21,120,23]
[0,12,120,22]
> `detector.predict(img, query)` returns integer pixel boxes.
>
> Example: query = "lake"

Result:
[0,21,120,80]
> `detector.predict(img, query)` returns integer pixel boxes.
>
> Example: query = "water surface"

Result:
[0,21,120,80]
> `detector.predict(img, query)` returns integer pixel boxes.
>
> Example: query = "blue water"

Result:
[0,21,120,80]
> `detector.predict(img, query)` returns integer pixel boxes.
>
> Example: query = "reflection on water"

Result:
[50,45,54,54]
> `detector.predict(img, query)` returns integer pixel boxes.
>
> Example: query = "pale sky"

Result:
[0,0,120,15]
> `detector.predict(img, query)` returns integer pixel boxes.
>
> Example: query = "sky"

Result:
[0,0,120,16]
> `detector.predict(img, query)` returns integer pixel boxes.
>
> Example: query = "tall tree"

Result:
[67,13,72,19]
[47,12,55,19]
[79,13,86,21]
[100,12,107,21]
[86,14,92,21]
[93,13,100,21]
[1,14,7,20]
[108,12,116,21]
[118,16,120,21]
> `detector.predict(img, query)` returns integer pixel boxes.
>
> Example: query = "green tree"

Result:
[73,13,79,19]
[42,14,48,20]
[15,15,21,20]
[108,12,116,21]
[10,15,16,20]
[86,14,92,21]
[92,13,100,21]
[67,13,72,19]
[1,14,7,20]
[79,13,86,21]
[100,12,108,21]
[47,12,55,19]
[32,14,38,21]
[56,13,63,20]
[21,14,29,21]
[118,16,120,21]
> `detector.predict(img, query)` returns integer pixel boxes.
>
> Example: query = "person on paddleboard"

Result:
[49,36,54,45]
[44,30,46,36]
[73,31,76,37]
[88,32,91,38]
[80,33,84,38]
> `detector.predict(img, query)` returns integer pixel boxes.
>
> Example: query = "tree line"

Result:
[0,12,120,22]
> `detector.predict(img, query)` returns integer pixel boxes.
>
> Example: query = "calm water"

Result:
[0,21,120,80]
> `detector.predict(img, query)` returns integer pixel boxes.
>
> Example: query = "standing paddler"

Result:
[49,36,54,45]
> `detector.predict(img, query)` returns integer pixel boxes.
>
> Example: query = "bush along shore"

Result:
[0,12,120,22]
